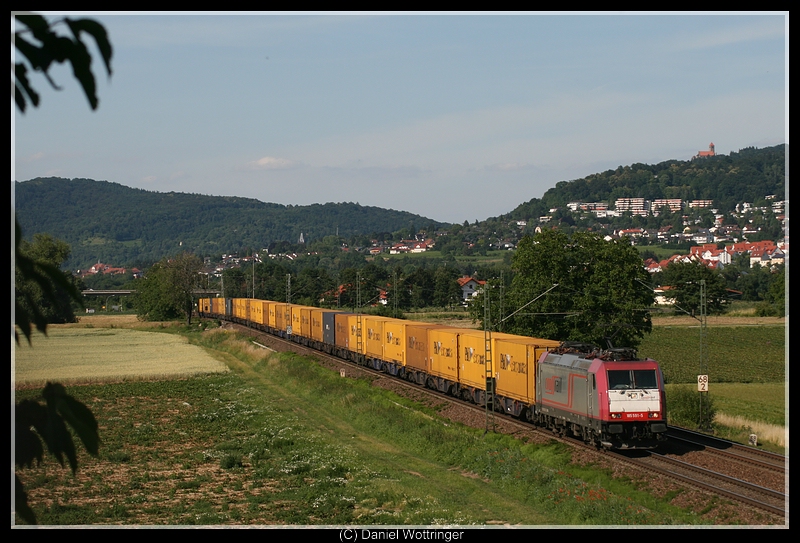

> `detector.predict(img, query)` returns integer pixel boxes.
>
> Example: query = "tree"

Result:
[767,266,786,316]
[496,231,654,349]
[134,252,203,325]
[432,266,461,309]
[406,267,435,308]
[657,261,728,316]
[13,13,112,525]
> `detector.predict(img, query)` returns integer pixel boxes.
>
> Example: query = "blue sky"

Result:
[13,13,787,224]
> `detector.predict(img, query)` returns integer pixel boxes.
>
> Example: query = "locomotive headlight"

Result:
[648,412,660,418]
[611,413,622,419]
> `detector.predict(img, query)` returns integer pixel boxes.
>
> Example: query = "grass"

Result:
[712,414,786,450]
[15,326,743,526]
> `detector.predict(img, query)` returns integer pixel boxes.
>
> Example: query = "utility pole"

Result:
[356,271,363,356]
[498,271,505,333]
[484,285,495,433]
[393,270,398,318]
[286,273,292,335]
[698,279,709,430]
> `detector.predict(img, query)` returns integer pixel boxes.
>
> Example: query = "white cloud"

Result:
[246,156,299,170]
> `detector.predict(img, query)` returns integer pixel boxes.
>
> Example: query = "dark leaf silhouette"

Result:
[13,13,113,112]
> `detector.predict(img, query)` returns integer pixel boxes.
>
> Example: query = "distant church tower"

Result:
[298,232,305,244]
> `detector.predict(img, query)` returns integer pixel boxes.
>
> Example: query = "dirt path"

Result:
[651,316,785,327]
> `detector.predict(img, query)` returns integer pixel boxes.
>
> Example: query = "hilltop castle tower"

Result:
[694,142,715,159]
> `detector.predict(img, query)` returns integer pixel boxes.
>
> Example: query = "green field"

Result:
[639,325,785,384]
[16,325,770,526]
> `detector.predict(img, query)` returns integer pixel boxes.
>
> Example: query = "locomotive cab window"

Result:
[633,370,658,389]
[608,369,658,390]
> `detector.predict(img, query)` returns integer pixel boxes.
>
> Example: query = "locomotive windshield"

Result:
[607,369,658,390]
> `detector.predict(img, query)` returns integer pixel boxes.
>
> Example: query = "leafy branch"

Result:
[15,383,100,524]
[13,13,113,112]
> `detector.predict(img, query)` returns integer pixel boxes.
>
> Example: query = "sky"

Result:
[12,12,788,224]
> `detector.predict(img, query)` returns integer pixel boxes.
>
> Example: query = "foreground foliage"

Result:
[15,383,99,524]
[13,13,112,112]
[14,12,113,521]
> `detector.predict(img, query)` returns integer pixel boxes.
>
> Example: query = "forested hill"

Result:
[14,178,444,270]
[504,144,786,221]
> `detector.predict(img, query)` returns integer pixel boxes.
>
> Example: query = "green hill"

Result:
[505,144,785,221]
[14,178,445,270]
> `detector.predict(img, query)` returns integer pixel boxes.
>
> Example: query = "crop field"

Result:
[15,325,772,526]
[14,327,229,386]
[639,324,786,384]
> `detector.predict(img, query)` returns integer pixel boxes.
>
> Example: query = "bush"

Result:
[220,454,243,469]
[754,302,780,317]
[666,385,716,429]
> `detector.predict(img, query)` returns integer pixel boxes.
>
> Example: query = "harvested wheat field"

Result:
[14,326,229,387]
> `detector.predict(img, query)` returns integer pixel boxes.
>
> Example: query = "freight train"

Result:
[198,297,668,449]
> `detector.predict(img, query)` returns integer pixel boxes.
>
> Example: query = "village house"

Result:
[457,276,486,302]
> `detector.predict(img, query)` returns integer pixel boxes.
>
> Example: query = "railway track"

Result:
[639,449,787,517]
[667,426,787,470]
[224,321,788,522]
[659,426,787,494]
